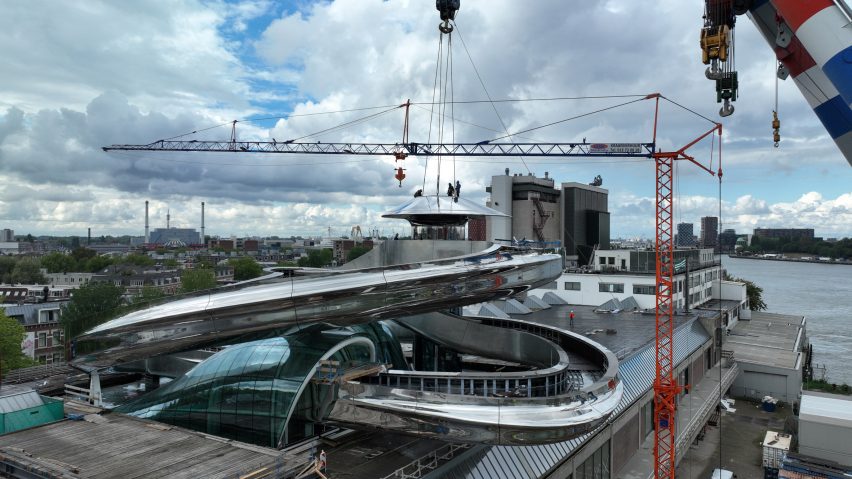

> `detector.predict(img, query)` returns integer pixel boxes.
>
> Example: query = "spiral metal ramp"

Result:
[74,241,622,448]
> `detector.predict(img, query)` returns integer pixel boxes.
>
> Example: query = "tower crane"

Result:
[102,4,727,479]
[104,93,721,479]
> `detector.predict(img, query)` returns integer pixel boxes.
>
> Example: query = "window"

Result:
[599,283,624,293]
[641,400,654,438]
[608,257,615,265]
[38,332,47,348]
[53,329,62,344]
[621,259,626,269]
[564,282,581,291]
[575,439,611,479]
[633,284,656,295]
[599,257,606,265]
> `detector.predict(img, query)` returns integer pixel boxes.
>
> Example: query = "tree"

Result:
[298,249,333,268]
[0,310,35,374]
[11,257,47,284]
[132,286,165,307]
[724,272,767,311]
[180,268,217,293]
[346,245,372,263]
[122,253,155,267]
[60,282,126,339]
[71,247,96,262]
[229,256,263,281]
[41,252,77,273]
[0,256,18,283]
[83,255,113,272]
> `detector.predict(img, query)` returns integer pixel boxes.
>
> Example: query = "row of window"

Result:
[563,281,658,296]
[36,329,64,349]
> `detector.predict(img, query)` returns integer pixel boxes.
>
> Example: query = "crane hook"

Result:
[436,0,460,34]
[719,99,734,117]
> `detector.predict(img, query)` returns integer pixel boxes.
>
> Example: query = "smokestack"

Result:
[145,201,150,243]
[201,202,205,245]
[87,227,91,245]
[167,209,170,229]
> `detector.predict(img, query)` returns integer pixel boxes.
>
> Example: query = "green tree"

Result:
[0,310,36,374]
[163,258,179,269]
[11,257,47,284]
[229,256,263,281]
[60,282,126,339]
[83,255,113,273]
[0,256,18,283]
[132,286,165,307]
[180,268,217,293]
[724,272,767,311]
[41,252,77,273]
[71,247,96,263]
[122,253,155,267]
[297,249,333,268]
[346,245,371,262]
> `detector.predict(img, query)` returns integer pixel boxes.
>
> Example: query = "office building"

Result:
[561,182,609,266]
[676,222,695,247]
[700,216,718,250]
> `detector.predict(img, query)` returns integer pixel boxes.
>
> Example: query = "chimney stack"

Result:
[145,201,150,243]
[201,202,205,245]
[87,227,91,245]
[167,209,170,229]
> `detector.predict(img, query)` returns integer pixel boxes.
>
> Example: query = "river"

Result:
[723,256,852,386]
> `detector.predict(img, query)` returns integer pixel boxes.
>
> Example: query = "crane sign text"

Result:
[588,143,643,154]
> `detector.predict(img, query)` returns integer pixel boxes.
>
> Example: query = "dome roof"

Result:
[382,195,507,226]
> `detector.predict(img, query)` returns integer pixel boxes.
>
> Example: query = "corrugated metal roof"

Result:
[431,319,711,479]
[0,389,45,413]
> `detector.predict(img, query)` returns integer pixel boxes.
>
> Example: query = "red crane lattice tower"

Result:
[649,94,722,478]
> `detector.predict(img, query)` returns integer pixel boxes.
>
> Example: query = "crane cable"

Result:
[423,27,444,192]
[452,20,532,175]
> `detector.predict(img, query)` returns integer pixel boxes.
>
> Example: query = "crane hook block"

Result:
[772,111,780,147]
[437,0,460,33]
[394,167,406,187]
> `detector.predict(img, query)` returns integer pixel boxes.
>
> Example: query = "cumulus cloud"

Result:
[0,0,848,238]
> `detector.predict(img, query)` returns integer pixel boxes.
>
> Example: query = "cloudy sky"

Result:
[1,0,850,240]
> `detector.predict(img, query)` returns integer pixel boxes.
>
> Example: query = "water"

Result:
[723,256,852,386]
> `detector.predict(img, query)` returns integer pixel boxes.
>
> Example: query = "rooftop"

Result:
[0,404,300,479]
[516,303,700,359]
[800,391,852,426]
[726,311,805,369]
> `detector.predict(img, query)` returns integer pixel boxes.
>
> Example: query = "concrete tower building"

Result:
[485,170,560,245]
[700,216,719,250]
[561,182,609,267]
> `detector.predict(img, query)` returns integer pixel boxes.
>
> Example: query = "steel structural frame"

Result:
[653,152,678,478]
[102,140,655,158]
[649,93,722,478]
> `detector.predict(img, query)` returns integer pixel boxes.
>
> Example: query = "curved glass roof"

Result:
[117,323,405,448]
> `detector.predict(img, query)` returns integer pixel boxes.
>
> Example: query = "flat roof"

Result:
[800,392,852,427]
[509,304,697,359]
[0,407,300,479]
[725,311,804,370]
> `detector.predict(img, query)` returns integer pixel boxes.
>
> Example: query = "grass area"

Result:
[804,379,852,395]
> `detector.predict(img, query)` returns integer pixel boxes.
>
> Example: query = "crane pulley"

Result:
[436,0,460,33]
